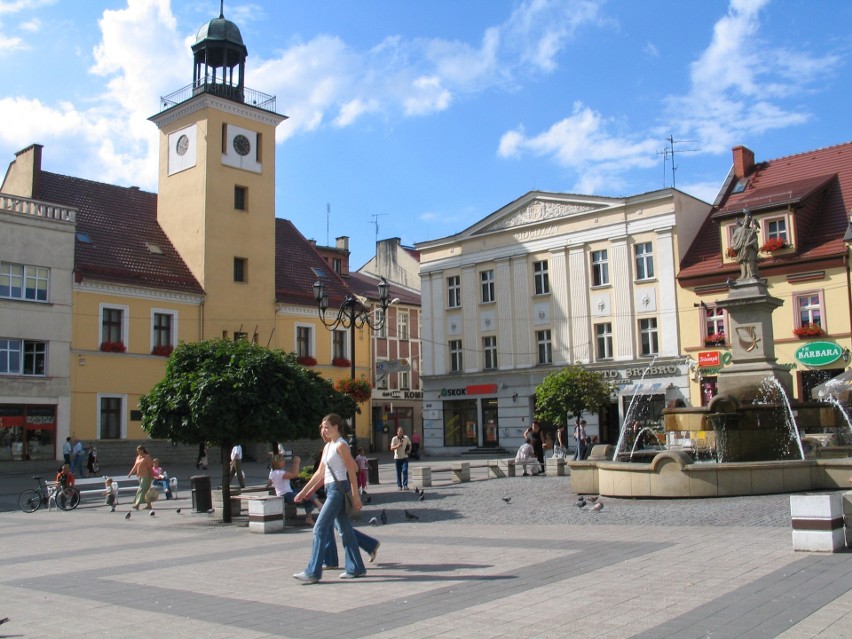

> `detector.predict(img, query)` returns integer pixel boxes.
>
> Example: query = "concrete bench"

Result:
[74,475,178,502]
[213,485,272,513]
[489,459,516,478]
[412,462,473,488]
[545,457,567,477]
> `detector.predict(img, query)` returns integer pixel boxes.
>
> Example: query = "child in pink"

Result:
[355,448,369,494]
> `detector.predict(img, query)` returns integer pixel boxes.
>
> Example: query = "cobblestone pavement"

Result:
[0,461,849,639]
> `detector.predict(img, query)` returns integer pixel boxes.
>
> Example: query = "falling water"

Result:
[817,393,852,443]
[628,427,663,461]
[757,377,805,460]
[613,355,657,460]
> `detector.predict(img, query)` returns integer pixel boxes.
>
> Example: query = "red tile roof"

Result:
[38,172,203,294]
[679,141,852,283]
[348,270,421,307]
[274,218,353,307]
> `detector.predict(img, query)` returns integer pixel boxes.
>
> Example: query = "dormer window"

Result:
[732,178,749,194]
[764,216,788,244]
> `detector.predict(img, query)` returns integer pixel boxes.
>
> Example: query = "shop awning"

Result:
[619,382,664,396]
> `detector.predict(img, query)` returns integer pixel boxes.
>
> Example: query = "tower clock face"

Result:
[175,135,190,156]
[233,134,251,156]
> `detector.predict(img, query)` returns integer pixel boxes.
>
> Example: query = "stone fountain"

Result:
[570,211,852,496]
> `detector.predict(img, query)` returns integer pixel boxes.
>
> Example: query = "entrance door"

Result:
[481,398,500,447]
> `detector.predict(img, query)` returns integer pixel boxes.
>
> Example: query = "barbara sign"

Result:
[794,341,843,367]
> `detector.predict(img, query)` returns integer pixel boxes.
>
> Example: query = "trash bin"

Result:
[191,475,212,513]
[367,458,379,485]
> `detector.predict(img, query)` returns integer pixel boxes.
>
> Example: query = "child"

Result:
[103,477,119,512]
[355,448,369,494]
[54,463,76,510]
[268,454,321,525]
[515,439,542,476]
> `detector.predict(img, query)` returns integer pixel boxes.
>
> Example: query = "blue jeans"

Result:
[282,491,314,516]
[395,458,409,488]
[71,455,84,477]
[304,480,365,579]
[324,528,379,566]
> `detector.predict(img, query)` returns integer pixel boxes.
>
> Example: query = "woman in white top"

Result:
[294,414,365,583]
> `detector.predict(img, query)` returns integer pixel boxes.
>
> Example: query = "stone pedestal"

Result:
[790,493,845,552]
[247,496,284,534]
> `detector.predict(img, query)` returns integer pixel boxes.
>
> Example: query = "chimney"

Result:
[335,236,350,251]
[732,145,755,179]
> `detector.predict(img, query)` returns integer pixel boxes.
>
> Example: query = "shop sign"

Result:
[698,351,720,367]
[440,383,498,397]
[375,390,423,400]
[376,359,410,374]
[794,341,843,367]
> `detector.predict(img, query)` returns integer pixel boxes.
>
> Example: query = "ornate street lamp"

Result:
[312,276,391,383]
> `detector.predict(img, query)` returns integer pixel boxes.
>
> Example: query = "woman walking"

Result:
[128,445,154,511]
[294,414,365,583]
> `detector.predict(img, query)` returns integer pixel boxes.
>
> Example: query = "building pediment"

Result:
[472,194,612,236]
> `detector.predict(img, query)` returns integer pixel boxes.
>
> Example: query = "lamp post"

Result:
[312,277,391,430]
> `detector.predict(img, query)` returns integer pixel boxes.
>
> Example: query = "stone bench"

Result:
[545,457,567,477]
[212,485,272,513]
[411,462,471,488]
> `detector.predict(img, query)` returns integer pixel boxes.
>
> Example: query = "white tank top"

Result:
[324,438,348,484]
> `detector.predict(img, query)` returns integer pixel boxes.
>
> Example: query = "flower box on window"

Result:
[725,247,737,258]
[100,341,126,353]
[332,357,351,368]
[704,332,726,346]
[151,344,173,357]
[296,355,317,366]
[793,324,824,338]
[759,237,788,253]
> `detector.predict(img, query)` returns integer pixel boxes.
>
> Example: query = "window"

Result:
[397,312,409,341]
[234,186,247,210]
[795,292,822,328]
[0,339,46,375]
[639,318,659,356]
[595,323,613,360]
[375,311,387,339]
[533,261,550,295]
[333,330,347,360]
[591,250,609,287]
[704,306,726,343]
[447,275,461,308]
[99,396,123,440]
[101,307,123,344]
[332,258,342,274]
[296,326,313,358]
[399,370,410,390]
[152,312,174,348]
[635,242,654,280]
[483,335,497,370]
[766,217,788,244]
[0,262,48,302]
[480,270,495,303]
[233,332,248,342]
[233,257,247,282]
[449,340,463,372]
[536,329,552,364]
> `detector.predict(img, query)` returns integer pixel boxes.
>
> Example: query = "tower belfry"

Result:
[191,3,248,103]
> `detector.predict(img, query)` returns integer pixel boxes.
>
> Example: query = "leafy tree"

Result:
[534,365,614,427]
[139,339,352,522]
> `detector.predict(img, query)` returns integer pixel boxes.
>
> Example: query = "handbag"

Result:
[328,455,358,518]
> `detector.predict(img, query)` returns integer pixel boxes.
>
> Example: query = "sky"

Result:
[1,0,850,270]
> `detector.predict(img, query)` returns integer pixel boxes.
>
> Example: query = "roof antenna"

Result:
[370,213,388,244]
[219,0,224,18]
[326,203,330,245]
[658,135,700,188]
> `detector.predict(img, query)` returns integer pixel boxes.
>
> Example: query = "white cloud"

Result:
[0,0,56,15]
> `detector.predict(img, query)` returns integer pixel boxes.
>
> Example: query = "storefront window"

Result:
[443,399,478,447]
[0,404,56,461]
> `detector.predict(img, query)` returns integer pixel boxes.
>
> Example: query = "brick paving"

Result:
[0,460,849,638]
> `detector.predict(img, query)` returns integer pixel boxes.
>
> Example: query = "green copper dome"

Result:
[194,15,245,49]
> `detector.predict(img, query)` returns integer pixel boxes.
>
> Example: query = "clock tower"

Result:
[149,7,287,344]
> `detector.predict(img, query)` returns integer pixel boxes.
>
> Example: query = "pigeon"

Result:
[502,497,512,504]
[125,512,131,519]
[414,487,421,495]
[176,508,181,514]
[380,509,387,525]
[418,491,425,501]
[0,618,8,626]
[149,510,156,517]
[369,516,379,526]
[404,510,419,520]
[575,499,586,508]
[207,508,215,514]
[586,496,598,503]
[591,502,603,512]
[363,493,372,505]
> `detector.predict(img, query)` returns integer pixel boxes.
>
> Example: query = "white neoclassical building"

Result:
[415,189,710,455]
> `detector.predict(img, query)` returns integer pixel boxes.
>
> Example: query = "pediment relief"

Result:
[476,199,606,234]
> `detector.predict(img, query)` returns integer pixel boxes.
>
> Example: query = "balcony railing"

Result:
[0,194,76,223]
[159,80,277,113]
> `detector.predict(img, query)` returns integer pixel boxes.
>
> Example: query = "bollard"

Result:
[843,490,852,548]
[247,496,284,534]
[790,493,845,552]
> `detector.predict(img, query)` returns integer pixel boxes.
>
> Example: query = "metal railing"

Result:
[160,80,277,113]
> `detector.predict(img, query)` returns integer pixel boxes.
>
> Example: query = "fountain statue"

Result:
[573,209,852,497]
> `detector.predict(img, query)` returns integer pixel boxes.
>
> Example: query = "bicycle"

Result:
[18,476,80,512]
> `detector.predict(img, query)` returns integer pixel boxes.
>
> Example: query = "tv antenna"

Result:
[657,135,700,188]
[370,213,388,244]
[326,203,330,245]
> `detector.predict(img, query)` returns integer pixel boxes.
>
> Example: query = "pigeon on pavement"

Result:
[404,510,420,520]
[575,499,586,508]
[502,497,512,504]
[414,487,421,495]
[591,502,604,512]
[176,508,181,514]
[149,510,156,517]
[418,491,425,501]
[369,517,379,526]
[587,496,598,503]
[380,509,387,525]
[125,512,131,519]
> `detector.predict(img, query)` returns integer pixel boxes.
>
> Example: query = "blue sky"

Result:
[1,0,849,270]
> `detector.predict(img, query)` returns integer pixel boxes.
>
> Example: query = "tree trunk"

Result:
[221,441,232,523]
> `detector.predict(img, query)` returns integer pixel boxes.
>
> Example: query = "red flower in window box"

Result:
[334,377,372,403]
[332,357,351,368]
[725,247,737,258]
[151,344,173,357]
[793,324,824,338]
[704,332,726,346]
[759,237,788,253]
[99,341,126,353]
[296,355,317,366]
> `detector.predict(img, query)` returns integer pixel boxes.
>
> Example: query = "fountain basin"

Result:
[569,452,852,498]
